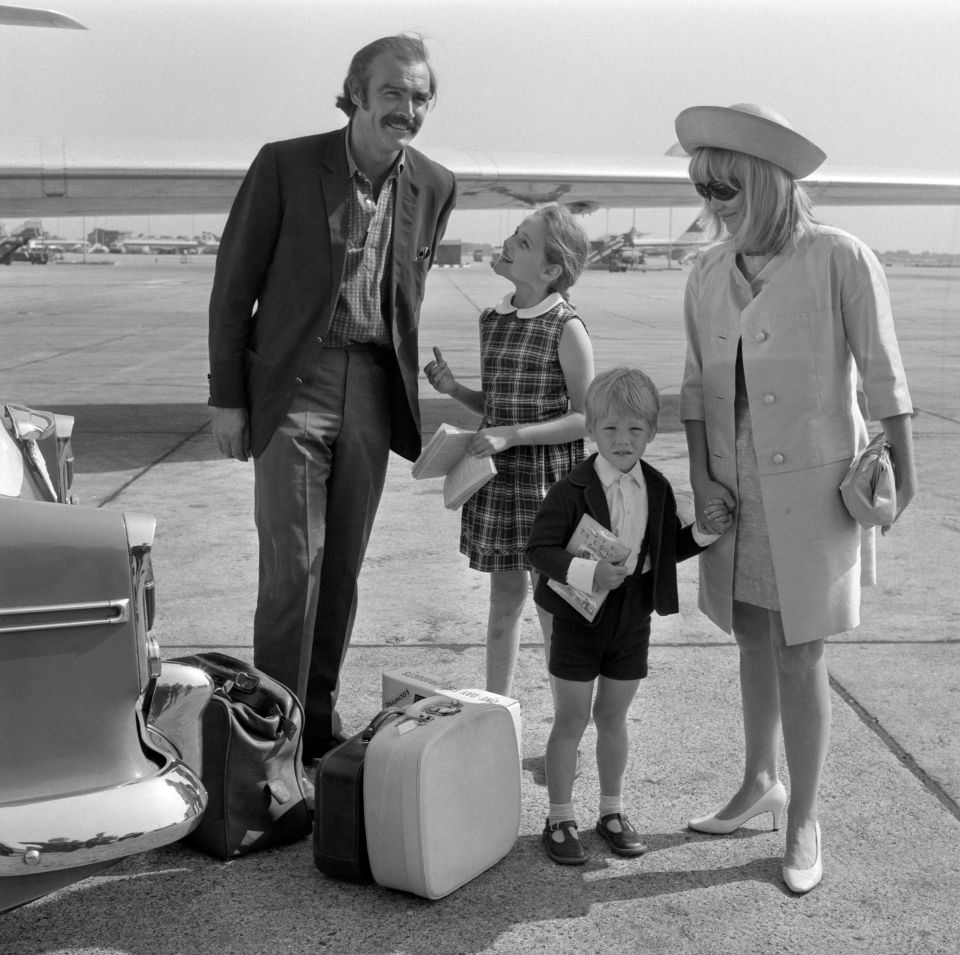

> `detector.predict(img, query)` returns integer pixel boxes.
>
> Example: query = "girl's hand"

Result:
[594,559,629,592]
[423,346,456,395]
[469,427,512,456]
[692,475,736,535]
[699,497,733,535]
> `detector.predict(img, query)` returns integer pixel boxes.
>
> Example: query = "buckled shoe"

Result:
[542,818,588,865]
[595,812,648,857]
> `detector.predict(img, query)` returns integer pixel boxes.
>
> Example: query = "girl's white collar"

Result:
[493,291,565,318]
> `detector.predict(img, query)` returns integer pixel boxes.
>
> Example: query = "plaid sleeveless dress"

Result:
[460,293,586,572]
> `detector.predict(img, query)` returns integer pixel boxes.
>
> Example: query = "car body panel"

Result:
[0,403,210,913]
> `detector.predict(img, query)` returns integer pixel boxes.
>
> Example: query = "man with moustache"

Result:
[208,34,457,766]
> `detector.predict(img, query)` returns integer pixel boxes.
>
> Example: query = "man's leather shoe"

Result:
[595,813,648,857]
[542,818,588,865]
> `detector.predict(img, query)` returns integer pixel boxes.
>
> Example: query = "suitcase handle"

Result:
[389,696,464,733]
[361,707,404,743]
[405,696,463,719]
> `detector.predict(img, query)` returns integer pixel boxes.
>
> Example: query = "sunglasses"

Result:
[694,180,741,202]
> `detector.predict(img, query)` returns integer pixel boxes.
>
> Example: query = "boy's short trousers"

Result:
[548,587,651,682]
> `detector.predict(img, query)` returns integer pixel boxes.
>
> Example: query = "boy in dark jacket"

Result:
[527,366,730,865]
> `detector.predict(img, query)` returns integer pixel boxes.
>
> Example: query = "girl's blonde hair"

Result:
[534,202,590,299]
[585,366,660,434]
[688,147,817,255]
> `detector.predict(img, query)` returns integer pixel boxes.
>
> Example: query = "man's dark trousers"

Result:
[253,344,394,760]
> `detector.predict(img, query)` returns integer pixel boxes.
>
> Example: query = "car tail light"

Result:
[123,512,159,683]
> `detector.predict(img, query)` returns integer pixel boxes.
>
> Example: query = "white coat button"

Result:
[764,393,775,404]
[754,331,768,342]
[772,452,785,465]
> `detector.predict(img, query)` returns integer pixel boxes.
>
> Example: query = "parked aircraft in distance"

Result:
[115,234,219,255]
[27,237,87,254]
[588,219,709,270]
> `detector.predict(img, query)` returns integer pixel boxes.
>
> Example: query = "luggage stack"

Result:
[314,689,521,900]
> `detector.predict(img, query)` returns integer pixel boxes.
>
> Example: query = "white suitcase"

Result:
[363,695,520,899]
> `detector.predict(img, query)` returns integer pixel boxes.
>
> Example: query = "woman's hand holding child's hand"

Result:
[424,346,456,395]
[692,473,736,536]
[698,497,733,535]
[594,559,629,592]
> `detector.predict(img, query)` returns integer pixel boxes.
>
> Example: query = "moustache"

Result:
[383,114,419,132]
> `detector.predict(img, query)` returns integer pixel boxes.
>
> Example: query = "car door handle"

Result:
[0,598,131,633]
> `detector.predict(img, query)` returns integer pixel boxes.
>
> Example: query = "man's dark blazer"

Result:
[527,454,704,628]
[208,127,457,460]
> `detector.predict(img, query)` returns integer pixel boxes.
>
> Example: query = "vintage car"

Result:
[0,402,211,912]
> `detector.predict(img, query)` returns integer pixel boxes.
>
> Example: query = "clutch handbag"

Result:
[839,432,897,527]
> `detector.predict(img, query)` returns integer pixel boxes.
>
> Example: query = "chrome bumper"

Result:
[146,660,214,776]
[0,755,206,875]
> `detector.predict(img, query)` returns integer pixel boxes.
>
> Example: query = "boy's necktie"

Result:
[610,473,632,538]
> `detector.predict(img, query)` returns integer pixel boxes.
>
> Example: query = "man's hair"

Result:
[336,34,437,117]
[688,146,817,255]
[585,366,660,434]
[534,202,590,299]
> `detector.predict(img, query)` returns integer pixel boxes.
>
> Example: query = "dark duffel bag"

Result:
[171,652,312,859]
[313,707,402,882]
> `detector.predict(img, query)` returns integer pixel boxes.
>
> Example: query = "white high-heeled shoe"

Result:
[687,781,787,834]
[782,822,822,894]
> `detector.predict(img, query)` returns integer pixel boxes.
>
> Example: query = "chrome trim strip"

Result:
[0,598,131,634]
[0,757,206,874]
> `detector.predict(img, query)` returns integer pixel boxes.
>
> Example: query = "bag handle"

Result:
[361,706,404,743]
[179,652,261,693]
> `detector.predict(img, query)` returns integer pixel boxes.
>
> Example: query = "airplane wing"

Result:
[1,138,960,218]
[0,3,85,28]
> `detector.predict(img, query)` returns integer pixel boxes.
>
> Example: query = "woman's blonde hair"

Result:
[534,202,590,299]
[689,147,817,254]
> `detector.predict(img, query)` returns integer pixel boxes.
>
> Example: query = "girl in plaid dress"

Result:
[424,203,594,696]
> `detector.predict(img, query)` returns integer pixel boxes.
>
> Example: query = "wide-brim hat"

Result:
[674,103,826,179]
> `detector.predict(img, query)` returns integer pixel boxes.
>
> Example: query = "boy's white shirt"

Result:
[566,455,718,594]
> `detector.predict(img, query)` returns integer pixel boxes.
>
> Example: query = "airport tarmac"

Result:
[0,256,958,954]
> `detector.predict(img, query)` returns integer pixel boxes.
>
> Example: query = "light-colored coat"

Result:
[680,225,912,643]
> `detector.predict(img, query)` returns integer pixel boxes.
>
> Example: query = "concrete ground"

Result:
[0,257,958,954]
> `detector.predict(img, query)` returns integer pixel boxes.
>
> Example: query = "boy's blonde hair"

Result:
[585,366,660,433]
[534,202,590,299]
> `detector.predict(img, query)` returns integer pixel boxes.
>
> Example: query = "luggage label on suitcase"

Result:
[363,695,521,900]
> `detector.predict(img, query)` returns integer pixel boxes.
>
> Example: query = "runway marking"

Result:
[95,420,211,508]
[830,672,960,823]
[916,407,960,427]
[433,269,489,313]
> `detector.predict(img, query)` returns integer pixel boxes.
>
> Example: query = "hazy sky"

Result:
[3,0,959,252]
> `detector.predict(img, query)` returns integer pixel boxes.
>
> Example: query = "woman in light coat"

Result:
[676,103,917,893]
